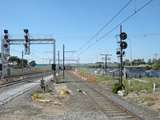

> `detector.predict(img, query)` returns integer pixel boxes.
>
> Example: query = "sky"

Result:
[0,0,160,64]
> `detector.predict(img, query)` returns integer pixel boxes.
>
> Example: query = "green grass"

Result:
[96,75,113,81]
[78,68,160,94]
[78,68,113,83]
[124,77,160,93]
[96,76,160,93]
[78,68,90,76]
[125,80,152,93]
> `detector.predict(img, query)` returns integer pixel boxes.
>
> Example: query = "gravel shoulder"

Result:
[0,73,110,120]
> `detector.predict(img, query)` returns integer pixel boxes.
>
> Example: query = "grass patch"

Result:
[78,68,160,94]
[78,68,90,76]
[124,77,160,93]
[144,96,155,101]
[96,75,112,81]
[124,80,152,93]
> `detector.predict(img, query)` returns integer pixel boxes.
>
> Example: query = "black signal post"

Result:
[117,25,128,86]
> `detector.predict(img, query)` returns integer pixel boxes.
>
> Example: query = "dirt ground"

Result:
[0,76,109,120]
[97,80,160,112]
[0,72,159,120]
[73,70,160,114]
[123,91,160,112]
[0,82,70,120]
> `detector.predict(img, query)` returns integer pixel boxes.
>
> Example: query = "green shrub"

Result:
[112,83,125,94]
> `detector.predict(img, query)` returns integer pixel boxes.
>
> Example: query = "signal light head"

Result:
[3,43,8,48]
[116,51,121,55]
[120,41,128,49]
[4,35,8,39]
[24,29,29,34]
[122,51,125,55]
[120,32,127,40]
[4,29,8,34]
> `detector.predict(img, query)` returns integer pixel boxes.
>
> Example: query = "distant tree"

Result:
[29,60,36,67]
[8,56,28,68]
[152,58,157,64]
[131,59,145,66]
[8,56,20,65]
[124,59,130,66]
[152,63,160,70]
[22,59,28,67]
[152,58,160,70]
[8,56,19,62]
[147,59,152,65]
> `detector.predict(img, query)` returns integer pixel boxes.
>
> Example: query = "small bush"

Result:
[112,83,125,94]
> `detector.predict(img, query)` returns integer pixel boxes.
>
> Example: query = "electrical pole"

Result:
[22,51,24,78]
[63,44,65,79]
[58,50,60,74]
[77,57,80,71]
[1,35,4,79]
[53,42,56,83]
[105,55,107,74]
[100,54,111,75]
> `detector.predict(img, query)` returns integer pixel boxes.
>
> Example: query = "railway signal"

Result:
[24,29,30,55]
[1,29,56,79]
[3,30,9,49]
[116,25,128,88]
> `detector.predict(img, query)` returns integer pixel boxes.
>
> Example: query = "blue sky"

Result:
[0,0,160,63]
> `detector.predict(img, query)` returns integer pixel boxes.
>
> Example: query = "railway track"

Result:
[0,73,53,106]
[67,72,144,120]
[84,83,142,120]
[0,72,52,88]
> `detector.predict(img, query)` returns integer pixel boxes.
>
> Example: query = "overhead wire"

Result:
[78,0,154,56]
[77,0,134,52]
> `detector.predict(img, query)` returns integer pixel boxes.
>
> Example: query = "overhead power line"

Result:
[77,0,133,52]
[78,0,154,56]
